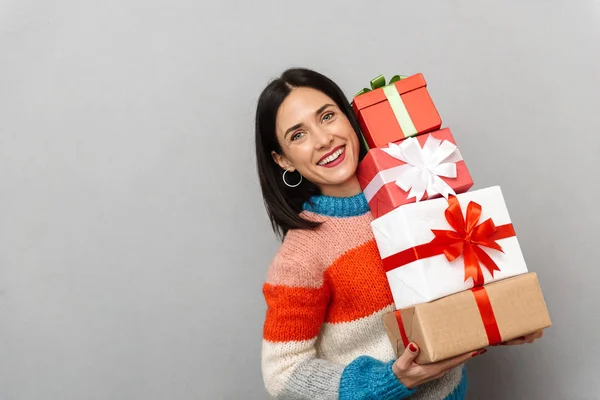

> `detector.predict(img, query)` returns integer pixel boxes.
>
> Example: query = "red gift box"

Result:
[357,128,474,218]
[352,74,442,149]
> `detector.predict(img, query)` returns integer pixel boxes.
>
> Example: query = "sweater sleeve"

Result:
[261,280,416,400]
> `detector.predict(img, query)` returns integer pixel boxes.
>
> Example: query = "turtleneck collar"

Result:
[302,192,370,218]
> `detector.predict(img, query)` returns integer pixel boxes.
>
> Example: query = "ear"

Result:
[271,151,294,172]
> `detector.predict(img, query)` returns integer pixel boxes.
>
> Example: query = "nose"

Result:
[313,127,334,149]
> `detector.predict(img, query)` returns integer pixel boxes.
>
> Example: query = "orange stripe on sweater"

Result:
[265,213,376,288]
[263,283,329,342]
[324,239,395,323]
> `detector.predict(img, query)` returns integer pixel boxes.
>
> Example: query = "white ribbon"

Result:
[363,136,464,202]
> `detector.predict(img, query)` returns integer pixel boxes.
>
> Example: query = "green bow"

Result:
[355,74,407,97]
[354,73,419,146]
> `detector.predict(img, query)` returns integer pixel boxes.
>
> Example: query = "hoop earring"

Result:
[282,168,302,188]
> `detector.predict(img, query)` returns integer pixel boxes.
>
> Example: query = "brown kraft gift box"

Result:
[382,272,552,364]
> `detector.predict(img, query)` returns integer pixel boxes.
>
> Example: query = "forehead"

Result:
[276,87,336,129]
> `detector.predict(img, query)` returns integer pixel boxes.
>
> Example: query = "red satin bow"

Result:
[430,195,507,286]
[382,195,515,287]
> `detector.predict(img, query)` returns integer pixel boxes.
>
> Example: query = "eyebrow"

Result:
[284,103,335,138]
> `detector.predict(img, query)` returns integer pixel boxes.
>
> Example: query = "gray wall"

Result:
[1,0,598,399]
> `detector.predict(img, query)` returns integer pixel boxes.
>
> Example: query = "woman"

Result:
[254,68,542,399]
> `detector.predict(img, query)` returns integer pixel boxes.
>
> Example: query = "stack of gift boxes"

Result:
[352,74,552,364]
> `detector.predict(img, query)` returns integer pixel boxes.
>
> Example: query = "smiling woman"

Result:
[271,87,361,197]
[255,69,369,239]
[254,68,480,400]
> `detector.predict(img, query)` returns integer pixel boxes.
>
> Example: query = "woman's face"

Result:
[272,87,361,197]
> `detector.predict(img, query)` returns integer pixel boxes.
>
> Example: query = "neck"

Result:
[319,175,362,198]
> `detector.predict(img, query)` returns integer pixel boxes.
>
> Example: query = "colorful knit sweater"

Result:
[261,192,467,399]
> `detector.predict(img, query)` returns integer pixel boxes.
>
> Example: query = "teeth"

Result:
[318,147,344,165]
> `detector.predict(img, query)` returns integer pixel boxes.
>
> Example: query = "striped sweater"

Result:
[261,192,467,399]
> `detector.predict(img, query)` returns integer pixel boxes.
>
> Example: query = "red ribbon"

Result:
[471,286,502,345]
[395,286,503,350]
[395,310,409,348]
[382,195,516,286]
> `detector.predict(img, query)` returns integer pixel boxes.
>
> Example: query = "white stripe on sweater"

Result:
[317,304,397,364]
[262,338,318,396]
[262,305,396,397]
[262,304,464,399]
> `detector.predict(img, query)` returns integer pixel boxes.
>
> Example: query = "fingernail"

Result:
[472,349,487,357]
[409,344,417,352]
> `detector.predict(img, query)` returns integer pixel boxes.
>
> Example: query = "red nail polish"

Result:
[479,349,488,355]
[471,351,479,357]
[409,344,417,352]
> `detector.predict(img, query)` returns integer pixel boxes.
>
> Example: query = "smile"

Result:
[317,146,346,166]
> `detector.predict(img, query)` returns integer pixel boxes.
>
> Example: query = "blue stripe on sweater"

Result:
[339,357,467,400]
[339,356,416,400]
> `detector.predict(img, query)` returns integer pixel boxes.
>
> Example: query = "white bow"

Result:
[363,136,463,203]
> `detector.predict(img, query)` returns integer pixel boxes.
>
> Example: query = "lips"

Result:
[317,145,345,166]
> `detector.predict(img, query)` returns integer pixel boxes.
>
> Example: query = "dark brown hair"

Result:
[254,68,367,239]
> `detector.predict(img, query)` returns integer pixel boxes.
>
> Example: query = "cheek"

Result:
[352,133,360,154]
[286,144,315,168]
[339,119,358,146]
[346,126,360,155]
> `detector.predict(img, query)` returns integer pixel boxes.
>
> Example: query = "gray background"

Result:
[1,0,598,399]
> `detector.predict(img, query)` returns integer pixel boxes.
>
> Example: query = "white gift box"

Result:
[371,186,528,309]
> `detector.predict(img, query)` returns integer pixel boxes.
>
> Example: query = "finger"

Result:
[428,370,447,382]
[396,343,420,370]
[526,332,542,344]
[523,332,540,341]
[428,348,483,374]
[503,330,544,346]
[532,330,544,340]
[500,339,526,346]
[522,330,544,341]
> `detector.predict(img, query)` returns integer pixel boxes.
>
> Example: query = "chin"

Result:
[311,154,359,188]
[321,169,356,186]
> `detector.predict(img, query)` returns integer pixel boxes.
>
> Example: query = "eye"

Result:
[291,131,305,141]
[322,112,335,122]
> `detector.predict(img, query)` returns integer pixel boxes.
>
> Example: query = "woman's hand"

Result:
[496,330,544,346]
[392,343,485,389]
